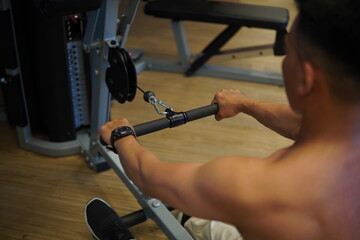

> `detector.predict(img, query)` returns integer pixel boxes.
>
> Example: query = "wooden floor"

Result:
[0,1,296,239]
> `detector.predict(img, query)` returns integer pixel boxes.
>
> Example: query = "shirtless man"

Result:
[97,0,360,239]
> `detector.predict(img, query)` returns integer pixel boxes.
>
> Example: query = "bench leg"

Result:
[185,25,241,76]
[172,20,191,68]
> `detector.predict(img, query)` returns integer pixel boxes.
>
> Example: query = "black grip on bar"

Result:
[134,104,218,137]
[186,103,219,121]
[134,118,170,137]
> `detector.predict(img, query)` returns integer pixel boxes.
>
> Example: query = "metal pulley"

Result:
[105,47,137,103]
[105,47,173,116]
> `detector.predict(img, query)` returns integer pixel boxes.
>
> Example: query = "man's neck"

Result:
[296,102,360,145]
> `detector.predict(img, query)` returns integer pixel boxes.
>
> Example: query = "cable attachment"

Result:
[143,91,173,115]
[165,109,188,128]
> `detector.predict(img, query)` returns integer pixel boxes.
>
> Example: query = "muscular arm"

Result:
[245,100,301,140]
[113,136,270,224]
[213,90,302,140]
[99,119,271,224]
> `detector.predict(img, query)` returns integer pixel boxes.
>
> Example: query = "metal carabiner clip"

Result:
[143,91,173,115]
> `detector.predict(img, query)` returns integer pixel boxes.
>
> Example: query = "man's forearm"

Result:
[213,90,301,139]
[114,136,158,191]
[244,100,301,140]
[113,136,206,211]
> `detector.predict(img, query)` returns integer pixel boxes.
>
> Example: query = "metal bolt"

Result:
[83,44,89,52]
[94,70,99,76]
[152,201,161,208]
[96,48,100,55]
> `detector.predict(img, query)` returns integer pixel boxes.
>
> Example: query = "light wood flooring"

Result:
[0,1,296,239]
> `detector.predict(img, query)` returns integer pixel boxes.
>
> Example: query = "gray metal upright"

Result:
[171,20,191,68]
[82,0,119,170]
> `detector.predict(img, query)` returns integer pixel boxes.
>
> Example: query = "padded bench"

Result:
[144,0,289,76]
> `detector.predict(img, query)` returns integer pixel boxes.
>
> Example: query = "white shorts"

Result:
[184,217,243,240]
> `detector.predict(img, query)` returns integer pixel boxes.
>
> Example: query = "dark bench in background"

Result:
[144,0,289,79]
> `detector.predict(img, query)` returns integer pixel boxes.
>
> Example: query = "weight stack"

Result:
[1,0,91,142]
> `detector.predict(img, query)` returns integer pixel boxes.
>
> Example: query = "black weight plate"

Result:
[106,47,129,103]
[118,48,131,96]
[105,67,127,103]
[120,48,137,102]
[116,48,131,101]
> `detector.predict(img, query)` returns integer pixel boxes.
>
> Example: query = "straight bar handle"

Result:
[134,104,218,137]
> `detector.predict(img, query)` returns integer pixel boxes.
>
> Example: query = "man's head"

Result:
[283,0,360,108]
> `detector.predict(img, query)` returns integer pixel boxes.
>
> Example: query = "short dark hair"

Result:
[295,0,360,103]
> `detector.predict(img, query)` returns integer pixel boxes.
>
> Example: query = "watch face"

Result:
[111,127,135,147]
[118,128,129,135]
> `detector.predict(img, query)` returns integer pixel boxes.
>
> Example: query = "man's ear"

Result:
[299,61,315,96]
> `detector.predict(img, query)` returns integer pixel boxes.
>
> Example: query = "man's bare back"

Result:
[233,141,360,240]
